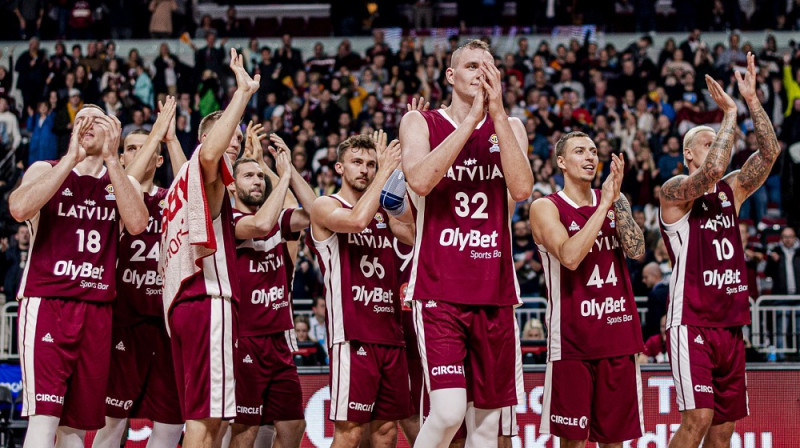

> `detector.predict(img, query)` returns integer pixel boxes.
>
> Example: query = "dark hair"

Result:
[336,134,376,162]
[312,296,325,308]
[233,157,258,177]
[554,131,589,158]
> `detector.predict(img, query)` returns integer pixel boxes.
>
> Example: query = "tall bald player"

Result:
[160,49,260,448]
[399,39,533,447]
[309,132,413,447]
[660,54,780,448]
[10,106,148,448]
[93,96,187,448]
[530,135,645,447]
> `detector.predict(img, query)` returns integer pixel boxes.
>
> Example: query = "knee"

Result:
[283,419,306,435]
[334,422,364,447]
[430,401,467,429]
[372,421,396,440]
[681,410,714,436]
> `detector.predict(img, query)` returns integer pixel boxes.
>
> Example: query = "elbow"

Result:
[510,187,532,202]
[126,214,149,235]
[9,197,31,223]
[629,249,646,262]
[560,257,580,271]
[406,177,432,197]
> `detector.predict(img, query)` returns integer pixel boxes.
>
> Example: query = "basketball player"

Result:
[398,39,532,447]
[309,132,412,447]
[529,133,645,447]
[229,132,316,448]
[160,49,260,448]
[660,54,779,448]
[92,97,187,448]
[10,106,148,448]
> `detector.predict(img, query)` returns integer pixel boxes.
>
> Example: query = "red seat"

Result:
[252,17,279,37]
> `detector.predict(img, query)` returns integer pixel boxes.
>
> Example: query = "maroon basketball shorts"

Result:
[328,341,412,424]
[168,296,237,420]
[234,331,304,426]
[541,355,644,443]
[18,297,112,430]
[403,310,424,415]
[666,325,749,424]
[412,300,520,409]
[105,319,183,424]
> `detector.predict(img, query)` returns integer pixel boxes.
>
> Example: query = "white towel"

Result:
[160,145,234,320]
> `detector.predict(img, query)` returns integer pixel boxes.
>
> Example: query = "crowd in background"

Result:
[1,5,800,364]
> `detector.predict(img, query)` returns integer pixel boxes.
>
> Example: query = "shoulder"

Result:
[22,161,56,181]
[312,195,343,212]
[530,196,557,220]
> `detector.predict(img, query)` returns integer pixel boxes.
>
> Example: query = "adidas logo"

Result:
[243,354,253,364]
[425,300,437,308]
[569,221,580,232]
[62,188,73,197]
[356,346,367,356]
[115,341,126,351]
[694,335,704,345]
[41,333,54,343]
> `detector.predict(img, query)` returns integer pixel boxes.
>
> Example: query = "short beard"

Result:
[346,177,369,192]
[237,190,266,207]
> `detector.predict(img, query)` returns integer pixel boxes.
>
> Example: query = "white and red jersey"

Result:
[233,207,298,337]
[659,181,750,329]
[407,109,519,307]
[309,195,403,347]
[538,190,643,361]
[20,165,120,302]
[114,186,168,325]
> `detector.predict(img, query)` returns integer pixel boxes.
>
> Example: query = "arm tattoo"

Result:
[660,112,737,203]
[737,101,781,194]
[614,195,645,259]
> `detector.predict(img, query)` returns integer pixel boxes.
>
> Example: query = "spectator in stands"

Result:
[149,0,177,39]
[740,222,764,298]
[15,37,48,111]
[641,262,669,340]
[513,219,541,296]
[0,97,21,155]
[194,14,216,39]
[276,34,303,80]
[766,227,800,295]
[521,318,545,341]
[2,224,29,299]
[220,6,246,38]
[308,296,327,355]
[293,315,327,366]
[193,30,225,83]
[640,315,668,363]
[25,100,56,165]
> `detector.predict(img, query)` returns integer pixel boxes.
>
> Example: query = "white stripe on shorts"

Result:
[19,297,41,417]
[635,355,645,435]
[540,362,554,435]
[209,297,236,418]
[669,325,695,411]
[412,301,431,393]
[499,406,516,437]
[329,342,352,421]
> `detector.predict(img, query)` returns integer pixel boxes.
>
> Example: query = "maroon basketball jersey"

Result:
[20,167,120,302]
[538,190,643,361]
[114,186,168,325]
[309,195,403,346]
[174,198,239,305]
[407,110,519,306]
[659,181,750,328]
[233,208,298,337]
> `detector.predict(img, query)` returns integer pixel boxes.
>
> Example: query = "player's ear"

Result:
[556,155,566,171]
[445,67,455,85]
[683,147,693,165]
[156,155,164,168]
[334,161,344,175]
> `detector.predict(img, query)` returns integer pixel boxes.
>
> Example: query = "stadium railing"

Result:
[0,302,16,361]
[751,295,800,356]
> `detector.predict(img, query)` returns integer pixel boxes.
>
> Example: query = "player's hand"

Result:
[705,74,737,114]
[406,96,430,114]
[96,114,122,163]
[602,154,623,204]
[154,96,177,142]
[479,60,504,118]
[242,120,255,158]
[372,129,388,155]
[735,52,758,104]
[378,139,402,175]
[466,81,486,124]
[229,48,260,95]
[274,146,292,179]
[67,116,92,164]
[268,132,289,154]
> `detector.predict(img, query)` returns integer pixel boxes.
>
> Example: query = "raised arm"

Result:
[268,133,317,212]
[200,48,260,216]
[400,92,485,197]
[234,150,292,240]
[9,117,92,222]
[480,60,534,200]
[660,75,737,212]
[726,52,782,209]
[613,194,645,260]
[162,97,188,174]
[97,114,148,235]
[529,155,623,270]
[126,96,176,183]
[312,134,401,237]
